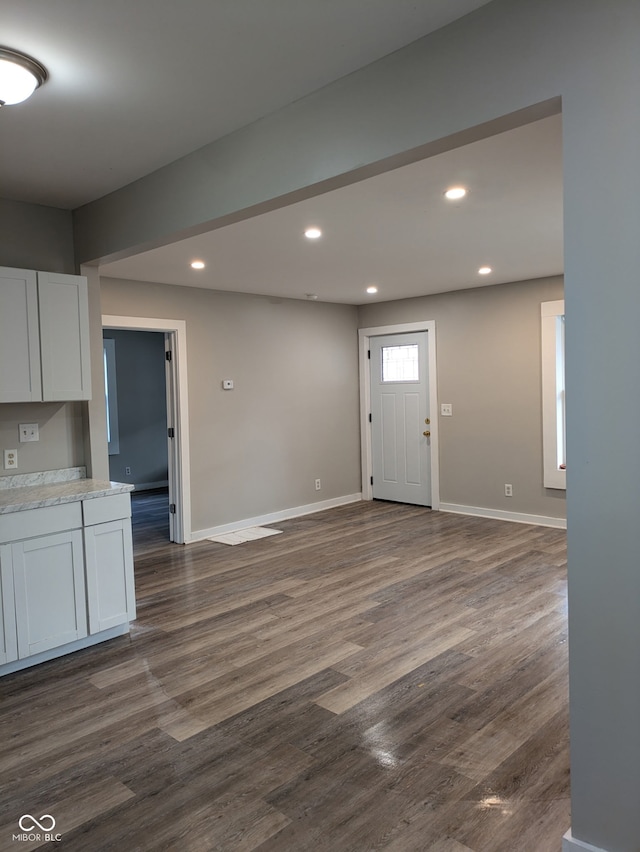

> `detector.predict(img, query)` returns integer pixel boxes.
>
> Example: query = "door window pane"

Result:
[381,344,419,382]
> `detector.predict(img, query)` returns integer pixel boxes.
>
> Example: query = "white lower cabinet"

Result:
[0,555,17,664]
[0,492,135,674]
[12,529,87,658]
[85,519,136,633]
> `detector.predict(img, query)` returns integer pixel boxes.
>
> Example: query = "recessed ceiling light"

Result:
[366,286,378,294]
[444,186,467,200]
[478,266,492,275]
[306,293,318,300]
[190,260,205,269]
[304,227,322,240]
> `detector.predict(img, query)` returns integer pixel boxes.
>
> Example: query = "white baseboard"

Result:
[439,502,566,529]
[563,829,608,852]
[188,493,363,543]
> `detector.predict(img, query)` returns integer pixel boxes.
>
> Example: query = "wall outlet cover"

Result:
[4,449,18,469]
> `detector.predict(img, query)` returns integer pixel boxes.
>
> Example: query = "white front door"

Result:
[370,331,431,506]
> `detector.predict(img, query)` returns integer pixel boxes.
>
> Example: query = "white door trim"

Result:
[102,315,191,544]
[359,321,439,509]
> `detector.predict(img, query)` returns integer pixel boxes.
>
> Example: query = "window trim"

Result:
[541,300,566,490]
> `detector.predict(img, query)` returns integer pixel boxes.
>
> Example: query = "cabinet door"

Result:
[85,519,136,633]
[0,267,42,402]
[38,272,92,401]
[12,530,87,658]
[0,545,18,664]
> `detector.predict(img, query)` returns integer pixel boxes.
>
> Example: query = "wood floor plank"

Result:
[315,624,476,714]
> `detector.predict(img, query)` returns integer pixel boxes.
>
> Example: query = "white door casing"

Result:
[359,321,439,509]
[165,332,178,542]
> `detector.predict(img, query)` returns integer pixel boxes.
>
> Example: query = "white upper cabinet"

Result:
[38,272,92,401]
[0,266,92,403]
[0,268,42,402]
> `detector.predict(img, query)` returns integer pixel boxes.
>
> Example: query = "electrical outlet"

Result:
[19,423,39,442]
[125,466,131,475]
[440,403,453,416]
[315,478,321,491]
[4,449,18,470]
[505,483,513,497]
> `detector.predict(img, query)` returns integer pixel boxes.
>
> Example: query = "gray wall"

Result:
[103,330,168,489]
[0,402,85,478]
[100,277,361,534]
[359,276,565,521]
[0,197,75,273]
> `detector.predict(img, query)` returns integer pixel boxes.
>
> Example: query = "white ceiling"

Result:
[102,114,563,305]
[2,0,494,209]
[3,0,563,306]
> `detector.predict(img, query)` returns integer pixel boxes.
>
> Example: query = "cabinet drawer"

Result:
[0,502,82,544]
[82,493,131,526]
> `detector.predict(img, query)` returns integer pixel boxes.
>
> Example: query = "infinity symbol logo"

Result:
[19,814,56,832]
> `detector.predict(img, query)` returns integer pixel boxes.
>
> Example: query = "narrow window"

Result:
[103,338,120,455]
[541,300,566,489]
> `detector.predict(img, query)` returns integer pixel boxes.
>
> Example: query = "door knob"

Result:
[423,430,431,437]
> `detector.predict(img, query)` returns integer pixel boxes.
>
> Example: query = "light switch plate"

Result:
[19,423,39,442]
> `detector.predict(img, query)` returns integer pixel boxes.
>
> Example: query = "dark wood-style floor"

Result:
[0,501,569,851]
[130,487,171,555]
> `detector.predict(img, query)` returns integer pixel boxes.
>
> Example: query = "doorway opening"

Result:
[102,315,191,544]
[102,328,170,551]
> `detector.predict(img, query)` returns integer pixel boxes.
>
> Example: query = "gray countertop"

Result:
[0,479,134,515]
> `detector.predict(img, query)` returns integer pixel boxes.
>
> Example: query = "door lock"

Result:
[425,418,430,425]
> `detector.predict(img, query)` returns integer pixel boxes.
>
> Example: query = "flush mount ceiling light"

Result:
[304,227,322,240]
[478,266,492,275]
[0,46,48,106]
[444,186,467,200]
[190,260,205,269]
[366,286,378,294]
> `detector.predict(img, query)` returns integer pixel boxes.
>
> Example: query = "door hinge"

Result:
[370,476,374,486]
[368,412,372,423]
[165,350,172,361]
[367,349,371,359]
[167,427,175,438]
[169,503,176,514]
